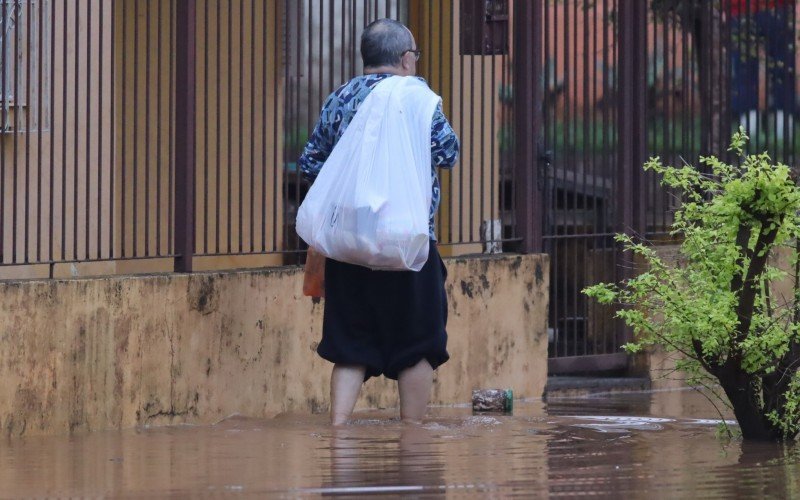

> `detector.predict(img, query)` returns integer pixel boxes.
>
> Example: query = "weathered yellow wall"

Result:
[0,253,549,438]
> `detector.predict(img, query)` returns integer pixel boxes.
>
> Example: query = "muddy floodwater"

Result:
[2,388,799,498]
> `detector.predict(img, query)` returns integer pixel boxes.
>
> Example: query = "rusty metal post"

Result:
[616,0,648,352]
[616,0,647,246]
[513,0,544,253]
[174,0,196,272]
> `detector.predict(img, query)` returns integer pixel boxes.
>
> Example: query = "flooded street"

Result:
[2,388,799,498]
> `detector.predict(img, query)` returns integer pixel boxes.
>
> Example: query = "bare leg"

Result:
[330,364,366,426]
[398,359,434,424]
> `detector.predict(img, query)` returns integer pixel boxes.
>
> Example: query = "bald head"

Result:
[360,18,415,69]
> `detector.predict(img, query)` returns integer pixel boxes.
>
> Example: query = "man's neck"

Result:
[363,65,405,76]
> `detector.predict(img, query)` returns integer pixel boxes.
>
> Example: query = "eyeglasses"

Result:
[403,49,421,61]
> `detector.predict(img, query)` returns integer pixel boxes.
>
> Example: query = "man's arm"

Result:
[298,94,337,183]
[431,102,459,168]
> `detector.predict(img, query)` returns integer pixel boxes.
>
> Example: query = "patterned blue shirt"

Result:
[298,74,460,239]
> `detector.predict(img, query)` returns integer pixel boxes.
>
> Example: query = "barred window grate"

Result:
[1,0,51,134]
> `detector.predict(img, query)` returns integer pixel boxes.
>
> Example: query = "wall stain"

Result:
[535,262,544,285]
[460,280,475,299]
[187,276,219,315]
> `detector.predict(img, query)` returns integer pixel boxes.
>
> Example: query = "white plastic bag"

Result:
[296,76,441,271]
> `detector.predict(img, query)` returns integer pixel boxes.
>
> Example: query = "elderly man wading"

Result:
[298,19,460,425]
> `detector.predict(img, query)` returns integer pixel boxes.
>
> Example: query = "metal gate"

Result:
[541,0,799,374]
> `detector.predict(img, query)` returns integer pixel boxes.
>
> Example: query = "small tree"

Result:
[586,130,800,441]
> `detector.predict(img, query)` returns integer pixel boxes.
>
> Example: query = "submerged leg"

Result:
[330,364,366,426]
[398,359,434,424]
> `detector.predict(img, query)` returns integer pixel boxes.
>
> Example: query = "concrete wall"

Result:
[0,253,548,438]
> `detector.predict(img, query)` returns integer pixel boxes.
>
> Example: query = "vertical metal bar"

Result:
[566,0,574,355]
[13,0,21,262]
[37,0,45,262]
[249,0,255,252]
[348,0,358,77]
[273,0,280,251]
[591,0,599,354]
[61,3,69,260]
[309,0,322,249]
[85,0,91,260]
[215,0,221,253]
[611,0,620,352]
[72,0,80,260]
[175,0,197,272]
[97,0,103,258]
[780,2,788,161]
[238,0,244,253]
[24,0,32,262]
[49,0,56,262]
[133,0,139,257]
[260,0,267,252]
[763,2,773,156]
[169,0,175,255]
[109,0,115,259]
[157,0,163,255]
[649,11,656,181]
[721,2,728,156]
[478,0,485,247]
[792,2,797,167]
[489,0,496,248]
[468,9,475,243]
[681,3,688,169]
[203,0,209,254]
[513,0,544,254]
[304,0,314,251]
[601,0,611,351]
[668,11,677,229]
[260,0,272,252]
[1,0,6,264]
[581,0,591,355]
[329,0,334,89]
[458,7,464,243]
[687,0,695,160]
[660,11,669,231]
[447,0,454,243]
[616,0,648,351]
[341,0,346,84]
[227,0,232,253]
[146,0,153,257]
[21,3,31,263]
[542,0,550,343]
[288,0,301,250]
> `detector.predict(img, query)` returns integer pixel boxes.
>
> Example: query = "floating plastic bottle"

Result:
[472,389,513,413]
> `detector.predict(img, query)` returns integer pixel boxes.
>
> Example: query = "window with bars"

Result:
[0,0,51,133]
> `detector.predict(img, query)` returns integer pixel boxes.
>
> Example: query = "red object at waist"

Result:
[728,0,794,16]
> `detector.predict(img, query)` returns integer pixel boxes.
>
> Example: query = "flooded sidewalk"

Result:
[2,389,798,498]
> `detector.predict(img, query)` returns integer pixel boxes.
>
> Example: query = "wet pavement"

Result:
[2,388,799,498]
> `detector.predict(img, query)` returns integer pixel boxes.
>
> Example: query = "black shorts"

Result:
[318,240,450,380]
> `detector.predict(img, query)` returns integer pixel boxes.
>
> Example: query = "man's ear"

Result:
[400,54,412,73]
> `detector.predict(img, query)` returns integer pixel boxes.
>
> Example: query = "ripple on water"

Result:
[1,389,799,498]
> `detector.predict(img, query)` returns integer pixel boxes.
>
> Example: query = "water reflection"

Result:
[0,390,798,497]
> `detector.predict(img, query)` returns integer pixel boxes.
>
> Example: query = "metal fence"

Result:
[1,0,176,278]
[6,0,795,375]
[0,0,517,278]
[543,0,799,373]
